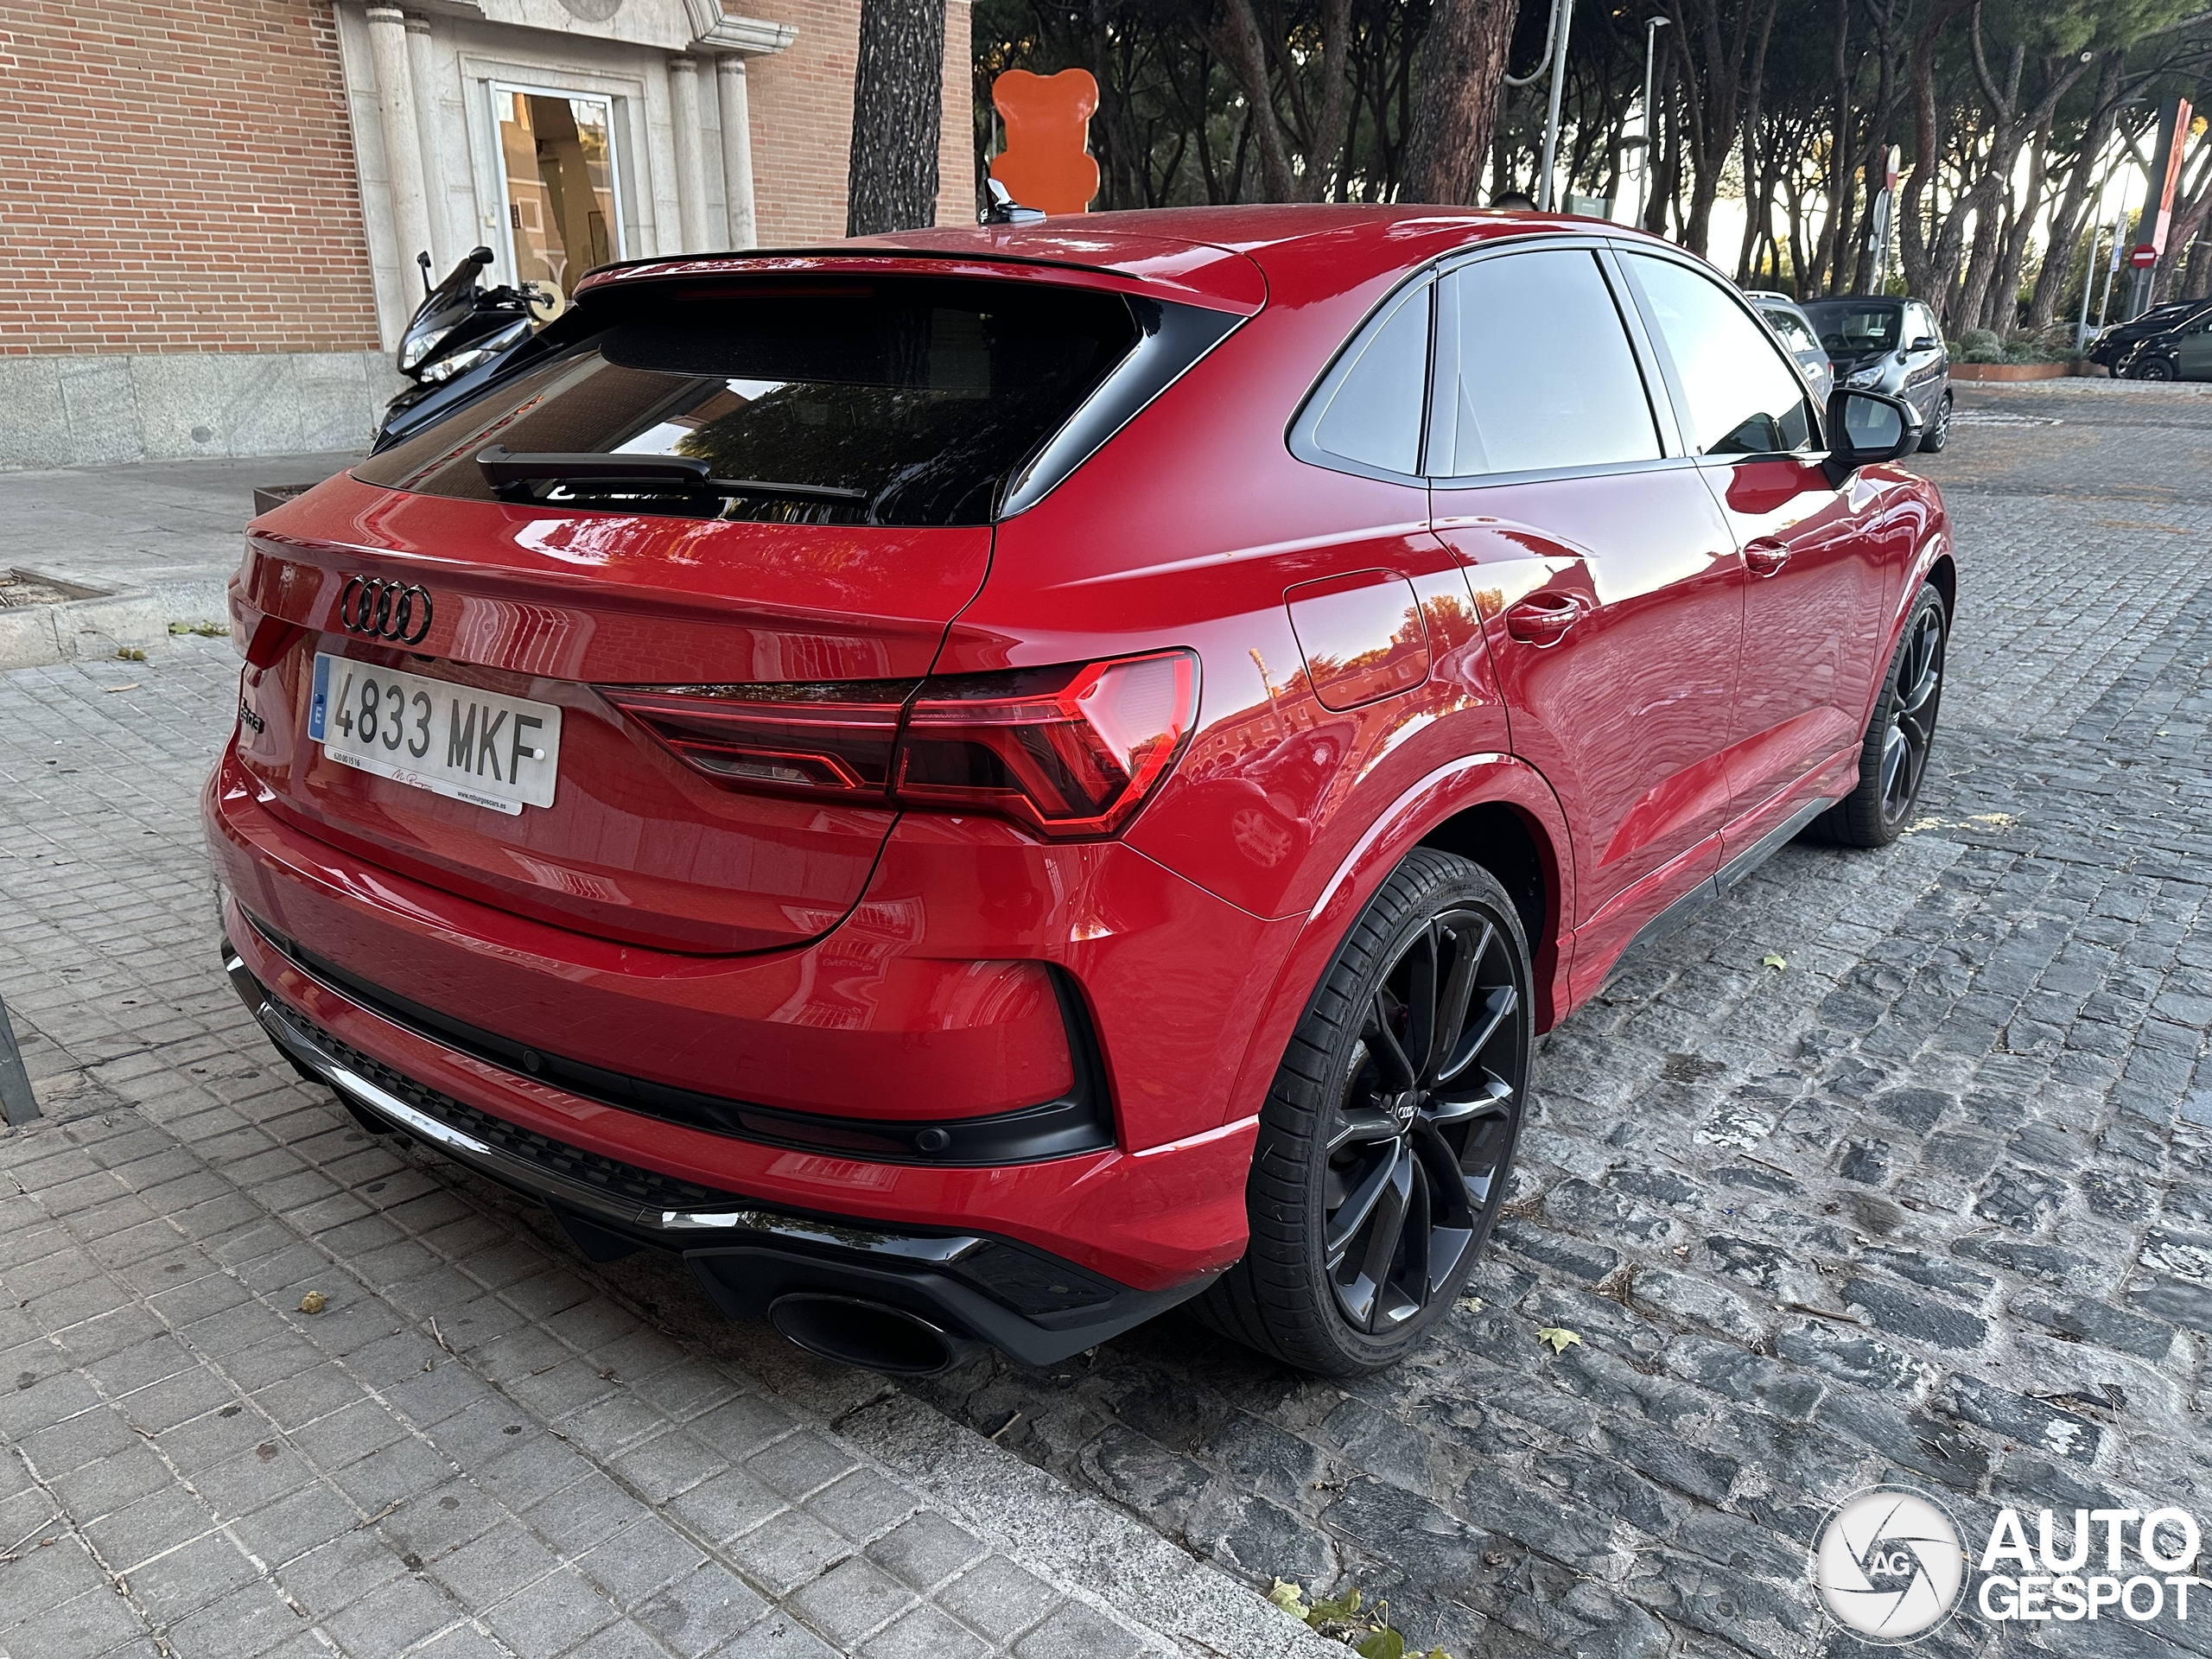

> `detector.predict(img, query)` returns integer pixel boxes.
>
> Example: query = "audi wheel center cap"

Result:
[1811,1484,1968,1643]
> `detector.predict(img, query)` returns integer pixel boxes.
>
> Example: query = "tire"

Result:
[1810,582,1948,849]
[1916,391,1952,452]
[1193,848,1532,1375]
[2133,357,2177,381]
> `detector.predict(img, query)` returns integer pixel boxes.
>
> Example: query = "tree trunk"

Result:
[1983,118,2045,332]
[1897,0,1976,305]
[1402,0,1518,203]
[847,0,948,235]
[1204,0,1300,199]
[2027,53,2123,328]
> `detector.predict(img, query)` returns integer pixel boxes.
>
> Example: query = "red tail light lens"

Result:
[599,649,1198,841]
[595,681,911,791]
[897,652,1199,836]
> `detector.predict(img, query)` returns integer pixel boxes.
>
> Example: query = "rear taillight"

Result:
[896,653,1199,836]
[596,682,910,791]
[600,649,1198,841]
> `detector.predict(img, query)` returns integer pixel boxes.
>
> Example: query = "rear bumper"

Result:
[226,942,1217,1366]
[206,758,1277,1294]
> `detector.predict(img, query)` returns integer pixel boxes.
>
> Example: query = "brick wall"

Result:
[748,0,976,244]
[0,0,983,359]
[0,0,384,355]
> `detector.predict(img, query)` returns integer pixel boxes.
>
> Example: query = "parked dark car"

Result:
[1745,291,1835,403]
[2119,304,2212,380]
[212,208,1949,1378]
[1802,296,1952,452]
[2089,296,2212,372]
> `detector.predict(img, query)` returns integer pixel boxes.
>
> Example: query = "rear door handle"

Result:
[1504,592,1587,646]
[1744,537,1791,576]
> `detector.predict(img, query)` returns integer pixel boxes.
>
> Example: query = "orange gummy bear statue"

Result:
[988,68,1100,216]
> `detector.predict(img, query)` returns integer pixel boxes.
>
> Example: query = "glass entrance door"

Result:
[494,86,621,307]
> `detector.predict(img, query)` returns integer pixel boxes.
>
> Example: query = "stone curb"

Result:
[844,1390,1347,1659]
[0,563,228,671]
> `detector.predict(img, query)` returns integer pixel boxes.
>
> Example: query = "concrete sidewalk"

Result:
[0,452,353,669]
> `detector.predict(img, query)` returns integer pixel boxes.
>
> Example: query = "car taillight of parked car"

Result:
[599,649,1199,840]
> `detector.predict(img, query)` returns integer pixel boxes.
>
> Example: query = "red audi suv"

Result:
[207,207,1952,1377]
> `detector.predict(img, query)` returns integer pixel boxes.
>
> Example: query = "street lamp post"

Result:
[1535,0,1579,211]
[1635,16,1669,226]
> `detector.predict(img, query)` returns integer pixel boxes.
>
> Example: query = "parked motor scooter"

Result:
[372,247,547,450]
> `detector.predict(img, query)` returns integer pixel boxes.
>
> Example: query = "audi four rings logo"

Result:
[339,577,435,645]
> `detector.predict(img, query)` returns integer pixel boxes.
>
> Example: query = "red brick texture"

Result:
[747,0,975,244]
[0,0,385,354]
[1,0,978,356]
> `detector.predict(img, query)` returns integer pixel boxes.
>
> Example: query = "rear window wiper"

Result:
[475,447,871,512]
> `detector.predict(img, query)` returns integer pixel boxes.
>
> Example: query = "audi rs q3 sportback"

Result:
[209,207,1953,1377]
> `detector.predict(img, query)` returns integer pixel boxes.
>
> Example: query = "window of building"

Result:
[495,87,622,306]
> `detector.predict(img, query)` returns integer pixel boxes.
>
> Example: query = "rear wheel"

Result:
[1916,391,1953,452]
[1195,849,1531,1375]
[1811,582,1948,848]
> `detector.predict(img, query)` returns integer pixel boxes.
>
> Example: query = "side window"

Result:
[1433,250,1661,477]
[1310,284,1431,475]
[1770,311,1816,356]
[1622,253,1815,457]
[1908,304,1939,348]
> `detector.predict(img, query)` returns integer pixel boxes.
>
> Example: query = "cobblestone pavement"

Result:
[0,693,1323,1642]
[905,380,2212,1658]
[3,382,2209,1659]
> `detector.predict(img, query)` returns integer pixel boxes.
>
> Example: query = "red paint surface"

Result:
[212,210,1948,1291]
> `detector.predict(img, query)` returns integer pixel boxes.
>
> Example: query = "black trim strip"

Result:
[242,912,1115,1166]
[226,941,1136,1327]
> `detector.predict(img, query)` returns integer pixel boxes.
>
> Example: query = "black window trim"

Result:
[1292,232,1705,493]
[1605,239,1830,463]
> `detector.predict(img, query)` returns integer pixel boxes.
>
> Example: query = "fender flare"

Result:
[1849,501,1953,733]
[1216,751,1573,1131]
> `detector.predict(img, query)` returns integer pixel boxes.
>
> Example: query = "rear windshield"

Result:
[1802,301,1901,355]
[354,278,1141,526]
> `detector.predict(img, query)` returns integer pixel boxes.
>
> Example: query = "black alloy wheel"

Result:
[2133,355,2177,381]
[1196,849,1532,1374]
[1879,599,1945,828]
[1918,391,1953,453]
[1812,581,1949,849]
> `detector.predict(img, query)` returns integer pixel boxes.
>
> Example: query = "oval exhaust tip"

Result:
[767,1293,979,1376]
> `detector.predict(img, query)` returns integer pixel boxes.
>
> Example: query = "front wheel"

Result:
[1194,849,1532,1375]
[1811,582,1948,848]
[2132,356,2177,381]
[1916,391,1953,452]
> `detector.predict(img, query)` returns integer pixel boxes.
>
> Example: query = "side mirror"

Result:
[1822,388,1922,485]
[1908,338,1940,353]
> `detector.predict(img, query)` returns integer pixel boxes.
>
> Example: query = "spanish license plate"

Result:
[308,653,561,816]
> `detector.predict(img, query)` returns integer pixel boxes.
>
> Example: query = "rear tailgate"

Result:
[235,473,986,954]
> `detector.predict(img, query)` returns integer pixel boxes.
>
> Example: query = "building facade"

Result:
[0,0,973,468]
